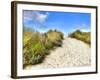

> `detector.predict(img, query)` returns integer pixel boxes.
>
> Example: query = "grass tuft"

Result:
[23,27,64,68]
[68,29,91,45]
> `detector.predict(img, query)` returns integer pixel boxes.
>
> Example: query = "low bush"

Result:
[46,29,63,46]
[23,27,64,68]
[69,30,91,45]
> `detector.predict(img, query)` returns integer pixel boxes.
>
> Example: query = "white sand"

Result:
[25,38,91,69]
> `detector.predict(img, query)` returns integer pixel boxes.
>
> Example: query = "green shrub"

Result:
[46,29,64,46]
[44,39,54,50]
[23,31,43,67]
[69,29,91,45]
[23,27,64,68]
[23,41,47,67]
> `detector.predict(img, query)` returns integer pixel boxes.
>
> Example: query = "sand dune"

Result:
[25,38,91,69]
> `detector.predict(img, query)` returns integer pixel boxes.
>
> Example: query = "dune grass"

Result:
[68,30,91,45]
[23,27,64,68]
[23,28,90,68]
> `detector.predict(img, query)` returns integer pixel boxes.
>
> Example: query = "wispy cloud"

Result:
[23,11,91,34]
[35,12,49,23]
[80,28,90,32]
[74,24,90,32]
[23,10,49,23]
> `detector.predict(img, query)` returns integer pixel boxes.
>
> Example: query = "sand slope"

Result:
[26,38,91,69]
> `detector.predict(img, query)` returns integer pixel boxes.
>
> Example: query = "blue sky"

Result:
[23,10,91,36]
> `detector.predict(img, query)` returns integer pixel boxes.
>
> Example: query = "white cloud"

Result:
[23,11,49,23]
[80,29,90,32]
[35,12,49,23]
[23,11,33,22]
[74,24,91,32]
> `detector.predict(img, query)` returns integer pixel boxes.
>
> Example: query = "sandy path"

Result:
[26,38,91,69]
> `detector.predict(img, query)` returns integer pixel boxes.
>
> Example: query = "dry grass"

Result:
[68,30,91,45]
[23,27,64,68]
